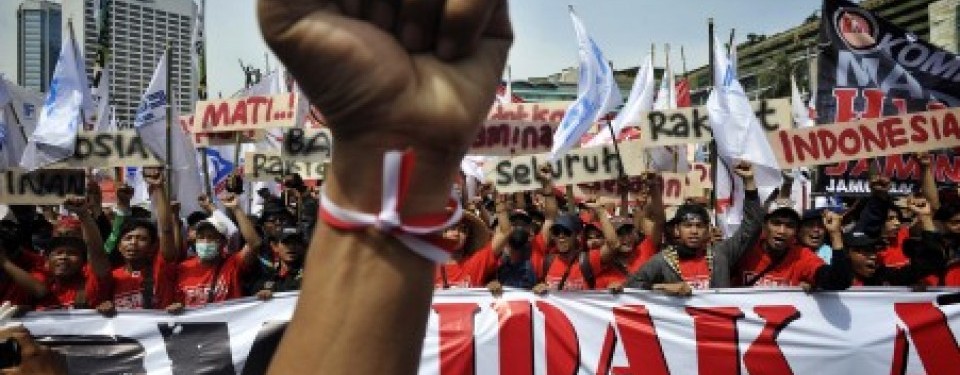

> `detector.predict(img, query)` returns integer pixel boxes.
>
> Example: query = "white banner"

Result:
[13,289,960,374]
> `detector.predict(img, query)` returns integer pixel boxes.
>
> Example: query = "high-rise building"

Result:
[63,0,196,127]
[17,0,62,93]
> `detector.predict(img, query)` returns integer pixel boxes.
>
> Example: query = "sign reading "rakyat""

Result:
[639,98,792,147]
[191,93,300,133]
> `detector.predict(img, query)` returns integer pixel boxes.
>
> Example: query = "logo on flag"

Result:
[204,148,235,186]
[835,8,878,51]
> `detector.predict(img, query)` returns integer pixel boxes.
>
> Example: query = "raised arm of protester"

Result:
[917,152,940,211]
[221,191,262,268]
[144,168,179,263]
[104,184,135,254]
[814,210,853,291]
[0,249,46,300]
[63,197,110,279]
[259,0,512,373]
[587,199,621,263]
[863,197,945,286]
[637,173,665,250]
[713,161,764,262]
[853,165,895,238]
[536,165,557,245]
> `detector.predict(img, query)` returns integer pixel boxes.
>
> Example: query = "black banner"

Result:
[815,0,960,195]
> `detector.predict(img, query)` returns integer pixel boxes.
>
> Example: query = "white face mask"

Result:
[195,241,219,260]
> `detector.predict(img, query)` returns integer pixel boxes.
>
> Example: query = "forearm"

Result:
[231,207,262,251]
[1,260,46,298]
[922,164,940,210]
[79,214,110,278]
[268,222,434,375]
[151,187,177,262]
[816,233,851,290]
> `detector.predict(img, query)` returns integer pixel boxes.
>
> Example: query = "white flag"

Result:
[550,8,622,160]
[791,74,813,128]
[708,37,783,235]
[586,53,655,147]
[20,35,93,171]
[647,57,687,173]
[134,51,203,216]
[92,63,111,131]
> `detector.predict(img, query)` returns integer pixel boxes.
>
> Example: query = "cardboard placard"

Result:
[0,170,86,204]
[243,152,327,182]
[45,131,163,169]
[487,101,570,122]
[281,128,333,162]
[191,93,300,133]
[181,114,265,147]
[639,98,792,147]
[484,139,647,193]
[469,121,558,157]
[770,108,960,169]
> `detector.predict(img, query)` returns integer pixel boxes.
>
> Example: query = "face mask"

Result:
[195,241,220,260]
[508,229,530,249]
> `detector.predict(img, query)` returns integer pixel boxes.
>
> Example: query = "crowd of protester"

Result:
[0,149,957,316]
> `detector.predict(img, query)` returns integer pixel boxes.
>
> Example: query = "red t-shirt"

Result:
[594,238,658,289]
[532,249,604,291]
[679,255,713,290]
[0,250,45,305]
[33,265,109,310]
[173,252,250,308]
[110,253,178,309]
[434,243,498,288]
[734,242,824,287]
[878,226,911,268]
[942,263,960,287]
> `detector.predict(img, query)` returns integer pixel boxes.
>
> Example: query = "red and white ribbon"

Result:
[319,150,463,263]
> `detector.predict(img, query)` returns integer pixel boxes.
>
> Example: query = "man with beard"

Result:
[850,197,943,286]
[255,226,308,299]
[734,204,852,290]
[622,162,760,295]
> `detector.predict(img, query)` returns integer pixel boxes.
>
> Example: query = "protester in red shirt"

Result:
[595,175,665,290]
[165,189,261,313]
[434,211,505,288]
[621,162,761,295]
[850,197,943,286]
[733,208,851,290]
[529,213,606,292]
[28,236,110,310]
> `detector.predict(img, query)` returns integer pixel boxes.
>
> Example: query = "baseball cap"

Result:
[278,226,306,244]
[551,213,583,234]
[843,231,878,249]
[195,217,228,239]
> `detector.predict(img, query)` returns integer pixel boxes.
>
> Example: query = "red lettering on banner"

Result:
[610,305,671,375]
[247,96,269,124]
[944,112,960,139]
[893,303,960,374]
[935,154,960,182]
[886,118,908,148]
[743,306,800,375]
[825,162,849,176]
[596,324,618,375]
[889,327,909,375]
[203,103,230,128]
[833,88,860,123]
[534,301,580,375]
[891,98,907,115]
[849,159,871,177]
[910,115,929,143]
[687,307,744,375]
[433,303,480,375]
[493,301,533,375]
[885,156,919,181]
[838,128,862,155]
[861,89,885,119]
[833,88,886,123]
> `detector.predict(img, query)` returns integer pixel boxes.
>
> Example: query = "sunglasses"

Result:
[551,228,573,238]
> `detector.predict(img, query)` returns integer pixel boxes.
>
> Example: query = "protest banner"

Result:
[574,169,709,206]
[244,151,326,182]
[770,107,960,170]
[190,93,299,133]
[180,114,264,147]
[282,128,333,162]
[470,121,558,156]
[484,139,647,193]
[14,289,960,374]
[44,130,163,169]
[815,0,960,195]
[487,101,570,122]
[0,169,86,204]
[639,98,792,147]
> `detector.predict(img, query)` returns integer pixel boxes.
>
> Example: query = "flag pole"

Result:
[680,46,688,78]
[708,18,719,226]
[164,43,173,194]
[196,0,213,198]
[5,102,28,143]
[67,19,87,128]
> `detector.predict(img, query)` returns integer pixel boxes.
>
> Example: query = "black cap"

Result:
[843,231,878,249]
[766,207,801,225]
[278,226,305,244]
[509,209,531,224]
[551,214,583,234]
[672,204,710,224]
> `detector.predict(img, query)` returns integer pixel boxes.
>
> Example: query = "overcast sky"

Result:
[1,0,824,96]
